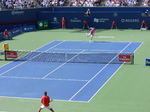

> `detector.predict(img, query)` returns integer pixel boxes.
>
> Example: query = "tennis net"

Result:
[4,50,134,64]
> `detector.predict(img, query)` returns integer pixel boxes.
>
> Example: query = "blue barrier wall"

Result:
[0,10,37,23]
[0,25,36,40]
[0,7,150,32]
[0,8,53,32]
[38,11,150,29]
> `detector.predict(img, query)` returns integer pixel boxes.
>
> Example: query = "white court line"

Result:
[0,76,88,82]
[42,50,85,79]
[68,42,132,101]
[0,96,88,103]
[0,41,65,76]
[50,48,121,52]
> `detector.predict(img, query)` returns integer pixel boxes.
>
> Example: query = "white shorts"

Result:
[41,105,52,109]
[140,28,147,30]
[87,33,93,37]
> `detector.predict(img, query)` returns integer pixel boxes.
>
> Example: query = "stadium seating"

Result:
[0,0,146,10]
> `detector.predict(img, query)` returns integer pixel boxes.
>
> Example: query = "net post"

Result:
[131,53,134,64]
[4,50,7,61]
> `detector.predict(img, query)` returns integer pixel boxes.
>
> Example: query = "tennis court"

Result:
[0,29,150,112]
[0,40,142,102]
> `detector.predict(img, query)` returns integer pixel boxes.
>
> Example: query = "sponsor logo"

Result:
[6,52,17,58]
[94,18,99,23]
[51,17,59,24]
[39,22,43,27]
[24,27,33,31]
[94,18,109,23]
[70,18,81,22]
[12,29,21,34]
[113,12,118,17]
[121,19,139,23]
[11,10,24,15]
[119,55,131,62]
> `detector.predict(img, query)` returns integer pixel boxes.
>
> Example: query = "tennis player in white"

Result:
[86,28,95,40]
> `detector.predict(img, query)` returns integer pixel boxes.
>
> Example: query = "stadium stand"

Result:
[36,0,69,7]
[67,0,142,7]
[143,0,150,6]
[0,0,70,10]
[104,0,139,7]
[69,0,102,6]
[0,0,146,9]
[0,0,41,10]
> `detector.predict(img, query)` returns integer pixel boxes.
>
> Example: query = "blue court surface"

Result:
[0,40,142,102]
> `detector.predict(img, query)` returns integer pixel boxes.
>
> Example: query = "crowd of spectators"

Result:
[68,0,139,7]
[143,0,150,6]
[69,0,101,7]
[1,0,38,9]
[36,0,67,7]
[0,0,67,10]
[104,0,138,7]
[0,0,149,10]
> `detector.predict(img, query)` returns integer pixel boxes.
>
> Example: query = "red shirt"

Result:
[62,19,66,25]
[112,22,116,26]
[41,95,50,106]
[4,31,9,35]
[142,21,146,25]
[83,21,88,25]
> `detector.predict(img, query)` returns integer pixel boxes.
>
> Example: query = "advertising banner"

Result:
[146,57,150,66]
[0,9,38,23]
[38,11,145,29]
[38,12,84,29]
[0,33,3,40]
[6,51,17,58]
[119,55,131,62]
[0,25,36,41]
[9,28,22,37]
[37,20,49,29]
[21,25,36,32]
